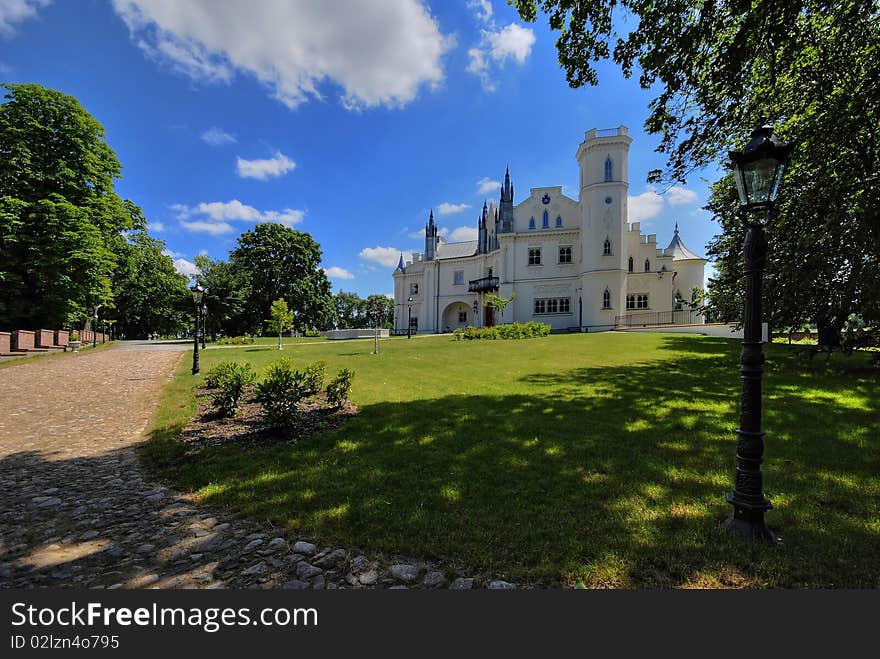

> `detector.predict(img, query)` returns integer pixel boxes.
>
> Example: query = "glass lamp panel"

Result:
[733,167,749,206]
[743,157,777,205]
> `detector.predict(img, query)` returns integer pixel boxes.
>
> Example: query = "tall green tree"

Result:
[0,83,143,329]
[229,223,336,333]
[515,0,880,344]
[333,291,367,328]
[111,231,190,339]
[365,294,393,329]
[194,254,248,338]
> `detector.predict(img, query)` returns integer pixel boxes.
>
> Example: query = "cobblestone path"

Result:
[0,345,512,590]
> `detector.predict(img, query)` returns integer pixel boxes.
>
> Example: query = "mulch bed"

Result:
[178,387,358,452]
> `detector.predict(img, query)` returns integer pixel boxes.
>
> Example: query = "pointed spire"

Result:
[396,252,406,272]
[674,221,679,235]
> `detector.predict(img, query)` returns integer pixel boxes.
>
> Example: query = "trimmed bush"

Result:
[326,368,354,409]
[210,363,256,417]
[255,358,309,425]
[455,322,551,340]
[217,334,255,345]
[303,360,327,397]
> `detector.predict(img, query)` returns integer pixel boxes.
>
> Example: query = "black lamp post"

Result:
[724,124,793,542]
[472,299,478,327]
[92,304,102,349]
[407,296,414,339]
[190,283,205,375]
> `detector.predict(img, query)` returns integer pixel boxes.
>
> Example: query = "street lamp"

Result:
[190,283,205,375]
[93,304,103,349]
[472,299,478,327]
[723,124,793,542]
[407,296,414,339]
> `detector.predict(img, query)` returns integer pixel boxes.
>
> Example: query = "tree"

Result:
[229,224,336,333]
[333,291,367,329]
[484,293,515,323]
[266,298,294,350]
[365,294,393,328]
[194,254,248,338]
[111,231,190,339]
[515,0,880,345]
[0,83,143,329]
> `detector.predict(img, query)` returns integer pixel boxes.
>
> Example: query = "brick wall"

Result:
[11,330,35,351]
[0,332,10,354]
[55,330,69,346]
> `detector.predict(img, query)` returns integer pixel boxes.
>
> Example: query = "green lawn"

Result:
[144,333,879,588]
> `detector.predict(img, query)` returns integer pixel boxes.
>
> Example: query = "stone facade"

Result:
[393,127,707,333]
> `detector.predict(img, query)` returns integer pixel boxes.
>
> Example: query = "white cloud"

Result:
[201,126,236,146]
[236,151,295,180]
[467,0,493,24]
[448,226,479,242]
[487,23,535,64]
[149,221,166,233]
[666,185,698,206]
[175,199,304,233]
[384,293,394,299]
[325,266,354,280]
[359,246,402,268]
[0,0,49,37]
[173,257,200,276]
[179,219,235,235]
[111,0,454,110]
[436,202,470,216]
[468,22,535,91]
[477,177,501,195]
[628,188,664,222]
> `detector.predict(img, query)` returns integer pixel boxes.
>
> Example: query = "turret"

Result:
[395,252,406,273]
[478,201,489,253]
[425,210,439,261]
[498,166,515,232]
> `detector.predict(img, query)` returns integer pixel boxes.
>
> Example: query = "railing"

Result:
[614,310,705,328]
[468,276,500,293]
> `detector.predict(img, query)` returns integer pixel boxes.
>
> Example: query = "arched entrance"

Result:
[441,301,472,333]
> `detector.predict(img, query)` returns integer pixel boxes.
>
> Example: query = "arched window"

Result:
[555,215,563,227]
[603,288,611,309]
[542,210,549,228]
[528,217,536,230]
[605,157,613,182]
[644,258,651,272]
[628,256,634,272]
[674,290,683,311]
[603,238,612,256]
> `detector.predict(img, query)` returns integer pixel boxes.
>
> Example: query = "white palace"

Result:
[392,126,707,334]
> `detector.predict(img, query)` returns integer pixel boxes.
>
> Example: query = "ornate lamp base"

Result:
[723,493,779,543]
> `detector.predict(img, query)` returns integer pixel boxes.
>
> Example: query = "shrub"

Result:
[452,327,464,341]
[204,360,237,389]
[457,322,550,340]
[326,368,354,408]
[303,360,327,397]
[69,330,80,341]
[217,334,255,345]
[255,358,309,425]
[304,329,321,337]
[210,363,256,417]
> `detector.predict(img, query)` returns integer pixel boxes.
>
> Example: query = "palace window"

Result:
[605,157,613,182]
[628,256,634,272]
[529,217,536,230]
[534,297,571,315]
[453,270,464,285]
[603,288,611,309]
[644,258,651,272]
[458,311,467,323]
[410,283,419,295]
[603,238,612,256]
[555,215,563,227]
[626,294,649,310]
[542,210,549,228]
[558,246,572,264]
[674,290,683,311]
[528,248,542,265]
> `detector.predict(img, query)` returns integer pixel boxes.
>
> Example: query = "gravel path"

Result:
[0,346,510,590]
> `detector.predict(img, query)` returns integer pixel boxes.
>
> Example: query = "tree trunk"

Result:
[816,316,843,347]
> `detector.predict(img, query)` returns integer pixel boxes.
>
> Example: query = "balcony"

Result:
[468,276,499,293]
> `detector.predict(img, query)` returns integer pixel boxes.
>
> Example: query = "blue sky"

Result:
[2,0,719,296]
